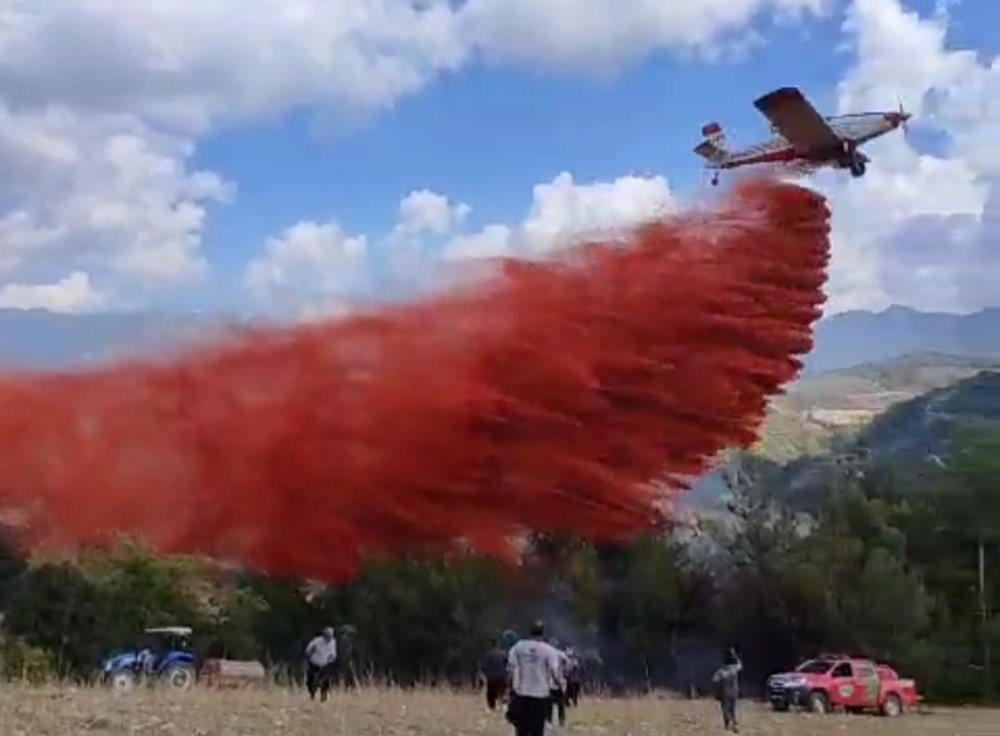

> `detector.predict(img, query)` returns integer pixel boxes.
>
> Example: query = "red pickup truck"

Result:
[766,655,918,716]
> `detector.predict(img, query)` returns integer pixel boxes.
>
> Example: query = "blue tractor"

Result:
[101,626,198,692]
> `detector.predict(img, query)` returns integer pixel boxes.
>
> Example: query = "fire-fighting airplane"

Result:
[694,86,911,185]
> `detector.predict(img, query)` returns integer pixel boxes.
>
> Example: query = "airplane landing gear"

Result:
[842,141,868,178]
[711,173,720,187]
[849,155,867,178]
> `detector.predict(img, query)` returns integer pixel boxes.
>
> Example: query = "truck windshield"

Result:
[796,659,834,674]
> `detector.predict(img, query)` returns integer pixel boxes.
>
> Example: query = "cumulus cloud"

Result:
[0,271,107,313]
[0,106,232,290]
[249,172,676,313]
[0,0,837,312]
[442,172,677,261]
[462,0,832,72]
[391,190,471,242]
[818,0,999,314]
[245,221,369,310]
[5,0,995,317]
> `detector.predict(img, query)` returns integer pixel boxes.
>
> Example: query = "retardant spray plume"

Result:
[0,178,829,582]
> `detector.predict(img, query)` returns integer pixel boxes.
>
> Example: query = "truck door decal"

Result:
[865,672,878,702]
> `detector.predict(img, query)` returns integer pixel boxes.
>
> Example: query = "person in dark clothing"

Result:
[563,647,582,708]
[481,637,509,711]
[336,625,358,689]
[546,639,568,727]
[711,647,742,733]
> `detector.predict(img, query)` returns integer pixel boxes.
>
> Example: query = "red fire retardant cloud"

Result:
[0,178,829,582]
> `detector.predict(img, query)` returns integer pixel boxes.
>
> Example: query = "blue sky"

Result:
[0,0,997,316]
[196,12,849,283]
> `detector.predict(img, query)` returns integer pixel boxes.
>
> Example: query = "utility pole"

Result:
[979,533,991,701]
[930,453,992,701]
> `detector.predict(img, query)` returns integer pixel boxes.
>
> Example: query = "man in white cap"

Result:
[304,626,338,702]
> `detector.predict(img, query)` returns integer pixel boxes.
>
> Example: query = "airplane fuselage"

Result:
[713,112,903,170]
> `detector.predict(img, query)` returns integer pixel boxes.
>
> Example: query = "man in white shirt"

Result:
[507,621,563,736]
[304,626,338,702]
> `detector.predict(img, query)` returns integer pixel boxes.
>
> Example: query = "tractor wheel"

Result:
[162,663,196,691]
[771,700,790,712]
[881,693,903,717]
[108,669,137,693]
[808,690,830,715]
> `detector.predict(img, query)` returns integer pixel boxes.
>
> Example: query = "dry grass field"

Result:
[0,686,996,736]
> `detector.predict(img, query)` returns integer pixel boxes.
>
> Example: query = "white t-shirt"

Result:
[508,639,562,698]
[305,635,338,667]
[551,649,570,689]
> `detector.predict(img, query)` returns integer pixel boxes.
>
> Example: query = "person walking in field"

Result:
[304,626,338,702]
[563,647,582,708]
[482,636,510,711]
[711,647,742,733]
[507,621,563,736]
[546,639,569,727]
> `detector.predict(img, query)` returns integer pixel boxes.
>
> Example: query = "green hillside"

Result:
[753,353,1000,461]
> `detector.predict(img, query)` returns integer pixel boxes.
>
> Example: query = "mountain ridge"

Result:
[0,305,997,372]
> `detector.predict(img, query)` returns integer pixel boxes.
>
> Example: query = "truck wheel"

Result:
[808,691,829,714]
[881,693,902,717]
[163,663,196,691]
[771,701,790,712]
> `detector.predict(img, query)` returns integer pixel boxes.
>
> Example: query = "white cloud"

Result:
[254,171,677,307]
[245,220,369,310]
[520,172,677,253]
[443,224,513,261]
[392,189,470,241]
[0,107,232,286]
[462,0,832,72]
[0,0,833,312]
[0,271,107,313]
[0,1,468,133]
[442,172,676,261]
[818,0,999,314]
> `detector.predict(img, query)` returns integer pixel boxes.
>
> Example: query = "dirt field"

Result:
[0,686,996,736]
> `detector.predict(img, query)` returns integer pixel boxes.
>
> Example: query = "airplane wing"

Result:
[753,87,841,154]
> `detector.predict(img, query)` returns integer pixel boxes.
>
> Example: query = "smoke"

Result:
[0,178,829,582]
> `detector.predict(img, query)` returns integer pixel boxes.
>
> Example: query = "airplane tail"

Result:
[693,122,728,165]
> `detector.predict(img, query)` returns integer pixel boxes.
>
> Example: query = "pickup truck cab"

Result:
[766,655,918,716]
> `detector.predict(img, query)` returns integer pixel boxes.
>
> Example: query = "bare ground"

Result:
[0,686,996,736]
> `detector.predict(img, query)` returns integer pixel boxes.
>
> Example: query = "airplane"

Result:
[694,86,911,185]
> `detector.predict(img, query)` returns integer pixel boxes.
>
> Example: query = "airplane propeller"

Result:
[895,98,912,136]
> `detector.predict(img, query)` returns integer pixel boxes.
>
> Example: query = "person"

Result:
[546,639,568,727]
[304,626,338,702]
[563,647,582,708]
[336,625,357,689]
[481,637,509,711]
[711,647,742,733]
[507,620,563,736]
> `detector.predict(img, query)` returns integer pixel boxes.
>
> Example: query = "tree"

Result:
[5,563,105,677]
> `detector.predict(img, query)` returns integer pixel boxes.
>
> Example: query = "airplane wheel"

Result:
[850,157,866,178]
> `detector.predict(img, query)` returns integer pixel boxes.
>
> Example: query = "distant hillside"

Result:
[772,370,1000,512]
[856,370,1000,461]
[754,352,1000,462]
[0,304,997,373]
[805,306,1000,373]
[0,309,231,369]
